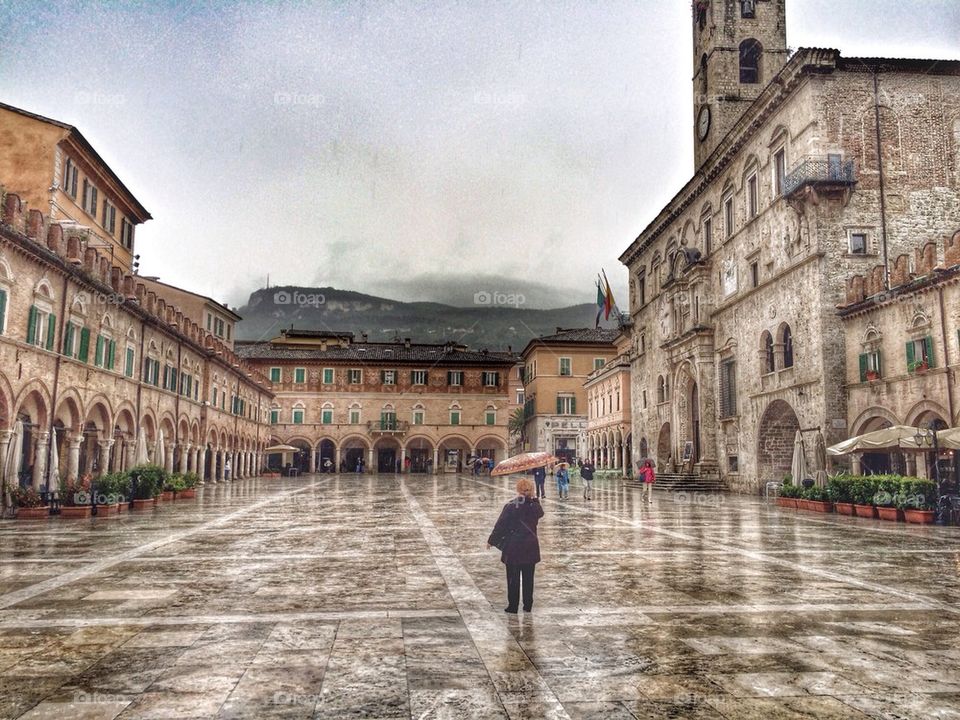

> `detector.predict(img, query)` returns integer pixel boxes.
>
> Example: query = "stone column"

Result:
[308,448,316,474]
[164,445,174,474]
[200,447,209,482]
[33,432,49,491]
[622,441,629,474]
[215,449,223,482]
[179,444,190,474]
[400,447,407,472]
[0,430,11,505]
[367,448,374,473]
[432,448,439,475]
[67,432,82,482]
[98,439,114,478]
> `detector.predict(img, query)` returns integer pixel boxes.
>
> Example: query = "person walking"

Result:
[581,460,595,500]
[638,459,656,504]
[487,477,544,613]
[532,465,546,498]
[224,459,231,481]
[556,463,570,500]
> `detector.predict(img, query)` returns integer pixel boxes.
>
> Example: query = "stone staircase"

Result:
[623,472,727,493]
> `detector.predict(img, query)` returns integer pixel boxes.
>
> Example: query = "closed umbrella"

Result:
[134,427,149,466]
[153,429,165,468]
[814,431,828,487]
[791,430,807,484]
[3,420,24,509]
[46,427,60,493]
[491,451,558,477]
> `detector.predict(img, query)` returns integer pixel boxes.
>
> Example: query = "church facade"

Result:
[620,0,960,491]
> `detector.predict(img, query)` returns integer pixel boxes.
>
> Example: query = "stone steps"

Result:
[623,472,727,493]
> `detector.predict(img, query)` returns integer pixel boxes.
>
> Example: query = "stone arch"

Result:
[851,406,900,436]
[739,38,762,84]
[0,372,12,431]
[141,411,157,444]
[404,434,435,474]
[475,433,507,464]
[905,399,949,429]
[777,322,794,368]
[53,390,84,434]
[757,399,800,485]
[760,330,775,374]
[14,382,51,430]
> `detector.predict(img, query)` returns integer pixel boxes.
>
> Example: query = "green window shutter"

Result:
[95,335,104,367]
[26,305,38,344]
[571,397,576,414]
[556,396,563,414]
[858,353,868,382]
[78,327,90,363]
[63,323,74,356]
[925,336,935,368]
[126,348,134,377]
[46,313,56,350]
[876,351,882,377]
[108,340,116,370]
[0,289,6,333]
[152,361,159,386]
[905,340,915,370]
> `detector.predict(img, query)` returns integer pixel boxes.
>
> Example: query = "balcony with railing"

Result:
[782,155,857,197]
[367,419,409,436]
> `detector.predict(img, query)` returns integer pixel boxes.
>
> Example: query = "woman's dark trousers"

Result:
[506,563,536,611]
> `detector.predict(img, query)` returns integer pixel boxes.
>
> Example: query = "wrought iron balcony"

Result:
[782,156,856,197]
[367,420,409,436]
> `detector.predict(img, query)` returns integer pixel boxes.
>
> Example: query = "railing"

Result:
[367,420,410,434]
[782,156,856,196]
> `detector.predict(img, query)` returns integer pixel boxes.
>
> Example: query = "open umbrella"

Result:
[790,430,806,484]
[814,431,828,487]
[828,425,929,455]
[264,444,299,453]
[2,420,24,509]
[134,427,149,466]
[46,427,60,493]
[933,427,960,450]
[491,451,558,477]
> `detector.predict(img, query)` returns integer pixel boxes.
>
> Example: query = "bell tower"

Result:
[692,0,788,170]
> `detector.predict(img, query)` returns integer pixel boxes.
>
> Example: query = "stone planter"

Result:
[776,497,797,509]
[95,503,120,516]
[131,498,157,510]
[16,506,50,519]
[904,509,935,524]
[178,489,197,499]
[834,502,855,516]
[876,507,903,522]
[60,505,92,519]
[854,504,877,519]
[160,491,175,501]
[807,500,833,513]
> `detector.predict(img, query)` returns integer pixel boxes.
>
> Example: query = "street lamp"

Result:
[914,424,944,524]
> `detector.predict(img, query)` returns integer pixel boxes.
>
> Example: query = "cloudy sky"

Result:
[1,0,958,309]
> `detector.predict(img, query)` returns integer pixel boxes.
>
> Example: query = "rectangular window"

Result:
[77,326,89,362]
[348,368,362,384]
[724,196,734,239]
[447,370,463,386]
[294,367,306,384]
[323,368,334,384]
[120,218,134,249]
[747,173,758,218]
[381,369,396,385]
[906,336,935,372]
[719,359,737,418]
[485,411,496,425]
[481,371,499,387]
[559,357,572,376]
[556,394,576,415]
[750,261,759,288]
[638,274,646,306]
[516,391,525,405]
[321,409,333,424]
[94,335,105,367]
[450,410,461,426]
[773,148,786,196]
[593,358,605,371]
[270,409,279,425]
[63,158,78,198]
[349,409,361,424]
[212,387,218,406]
[413,410,424,425]
[292,409,304,424]
[858,350,882,382]
[728,455,739,473]
[849,232,868,255]
[206,314,212,331]
[703,217,713,255]
[269,367,281,383]
[411,370,428,385]
[102,200,116,234]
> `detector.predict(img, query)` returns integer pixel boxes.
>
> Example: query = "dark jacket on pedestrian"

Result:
[487,498,544,565]
[581,463,595,480]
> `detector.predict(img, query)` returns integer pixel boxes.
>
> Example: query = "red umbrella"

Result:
[491,451,558,477]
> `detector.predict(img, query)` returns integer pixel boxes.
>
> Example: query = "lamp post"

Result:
[914,424,944,524]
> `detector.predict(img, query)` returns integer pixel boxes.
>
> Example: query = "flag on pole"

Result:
[602,270,616,321]
[595,280,604,328]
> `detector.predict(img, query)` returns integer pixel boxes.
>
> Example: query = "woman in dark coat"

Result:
[487,477,544,613]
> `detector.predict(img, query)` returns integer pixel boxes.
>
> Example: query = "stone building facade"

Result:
[619,0,960,491]
[839,232,960,481]
[584,330,632,472]
[236,330,516,473]
[0,192,274,496]
[520,328,619,461]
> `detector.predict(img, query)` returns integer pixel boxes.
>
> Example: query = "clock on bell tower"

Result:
[692,0,789,171]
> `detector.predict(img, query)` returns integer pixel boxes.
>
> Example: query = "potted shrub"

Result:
[59,475,93,518]
[866,370,881,381]
[178,472,200,499]
[803,484,833,513]
[827,475,855,515]
[851,477,878,518]
[161,474,184,501]
[874,476,904,522]
[129,464,165,509]
[93,472,127,516]
[12,486,49,519]
[777,481,799,509]
[899,477,936,524]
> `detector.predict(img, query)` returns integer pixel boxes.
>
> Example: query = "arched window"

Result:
[740,39,762,84]
[781,325,794,368]
[762,331,775,374]
[699,54,708,96]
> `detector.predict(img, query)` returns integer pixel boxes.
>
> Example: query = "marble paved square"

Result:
[2,475,960,719]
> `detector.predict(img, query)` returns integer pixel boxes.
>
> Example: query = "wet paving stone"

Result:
[1,474,960,718]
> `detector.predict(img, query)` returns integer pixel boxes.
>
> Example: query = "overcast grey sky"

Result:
[1,1,958,309]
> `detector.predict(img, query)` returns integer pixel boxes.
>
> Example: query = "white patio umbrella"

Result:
[790,430,807,484]
[828,425,929,455]
[813,431,829,487]
[933,427,960,450]
[134,427,149,466]
[46,427,60,492]
[153,429,165,468]
[2,420,24,509]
